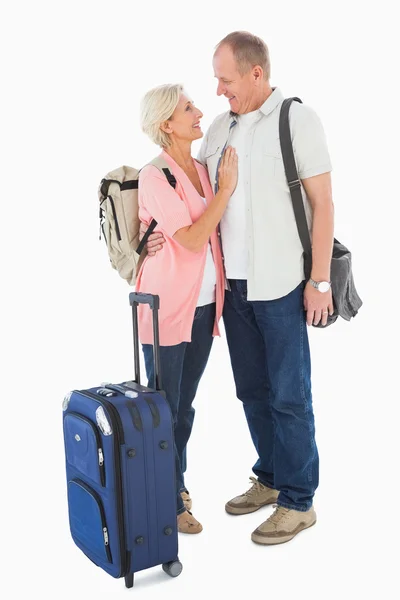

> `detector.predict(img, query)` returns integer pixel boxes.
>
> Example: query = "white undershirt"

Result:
[220,109,262,279]
[197,196,217,307]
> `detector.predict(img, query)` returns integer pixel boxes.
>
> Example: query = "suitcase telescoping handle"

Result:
[129,292,162,391]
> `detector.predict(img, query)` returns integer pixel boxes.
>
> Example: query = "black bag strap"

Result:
[100,178,122,198]
[100,178,138,202]
[121,180,139,191]
[135,168,176,255]
[135,219,158,255]
[279,97,312,259]
[161,167,177,189]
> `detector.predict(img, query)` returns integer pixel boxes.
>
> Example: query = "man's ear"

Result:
[160,120,173,134]
[253,66,263,84]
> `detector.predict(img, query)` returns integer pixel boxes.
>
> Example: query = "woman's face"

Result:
[166,93,204,144]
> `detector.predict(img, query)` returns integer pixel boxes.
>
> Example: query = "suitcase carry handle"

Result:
[129,292,162,391]
[129,292,159,311]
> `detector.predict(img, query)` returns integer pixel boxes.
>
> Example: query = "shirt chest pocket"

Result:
[260,139,289,187]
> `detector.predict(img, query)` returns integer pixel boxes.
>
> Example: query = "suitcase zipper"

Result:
[77,390,125,444]
[66,412,106,486]
[74,390,128,577]
[73,479,112,563]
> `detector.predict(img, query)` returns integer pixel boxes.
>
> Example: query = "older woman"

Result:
[136,84,237,534]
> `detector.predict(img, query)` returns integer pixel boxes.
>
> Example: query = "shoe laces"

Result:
[244,476,266,498]
[268,505,291,525]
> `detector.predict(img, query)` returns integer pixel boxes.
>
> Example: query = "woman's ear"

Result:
[160,120,173,134]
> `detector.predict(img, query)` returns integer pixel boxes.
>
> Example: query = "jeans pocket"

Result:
[236,280,248,303]
[194,305,205,321]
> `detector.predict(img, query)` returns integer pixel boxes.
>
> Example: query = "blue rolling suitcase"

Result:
[62,292,182,588]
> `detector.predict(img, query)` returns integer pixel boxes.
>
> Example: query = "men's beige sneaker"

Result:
[180,490,192,511]
[251,505,317,545]
[225,477,279,515]
[177,510,203,534]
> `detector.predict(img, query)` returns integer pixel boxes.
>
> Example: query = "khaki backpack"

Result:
[98,157,176,285]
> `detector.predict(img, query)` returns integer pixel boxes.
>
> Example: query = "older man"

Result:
[144,31,334,545]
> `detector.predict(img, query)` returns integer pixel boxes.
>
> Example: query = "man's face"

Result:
[213,45,257,115]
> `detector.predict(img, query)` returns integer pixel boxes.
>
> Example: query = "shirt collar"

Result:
[259,87,284,117]
[229,87,283,120]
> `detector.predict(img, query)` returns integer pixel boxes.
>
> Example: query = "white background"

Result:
[2,0,399,598]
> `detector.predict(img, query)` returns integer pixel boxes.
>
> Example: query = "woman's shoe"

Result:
[180,490,192,511]
[177,510,203,534]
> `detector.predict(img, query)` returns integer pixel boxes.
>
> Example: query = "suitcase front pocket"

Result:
[68,479,112,563]
[64,413,105,486]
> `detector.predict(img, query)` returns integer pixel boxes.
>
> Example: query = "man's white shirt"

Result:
[219,109,262,279]
[197,88,332,301]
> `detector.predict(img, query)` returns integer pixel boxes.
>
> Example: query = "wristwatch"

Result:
[309,278,331,293]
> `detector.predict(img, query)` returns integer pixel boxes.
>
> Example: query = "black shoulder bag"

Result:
[279,97,362,328]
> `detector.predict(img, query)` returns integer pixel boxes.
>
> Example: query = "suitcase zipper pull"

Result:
[103,527,109,546]
[98,448,104,467]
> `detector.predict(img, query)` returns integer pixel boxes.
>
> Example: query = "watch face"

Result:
[318,281,330,293]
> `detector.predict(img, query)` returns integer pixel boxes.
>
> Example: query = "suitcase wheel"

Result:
[162,559,183,578]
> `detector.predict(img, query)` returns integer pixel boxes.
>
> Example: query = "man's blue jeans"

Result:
[142,303,215,515]
[223,280,319,511]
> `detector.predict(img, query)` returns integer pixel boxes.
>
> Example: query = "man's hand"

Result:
[139,222,166,257]
[303,281,334,326]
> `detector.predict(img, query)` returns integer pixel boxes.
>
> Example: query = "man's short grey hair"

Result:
[215,31,270,80]
[140,83,184,148]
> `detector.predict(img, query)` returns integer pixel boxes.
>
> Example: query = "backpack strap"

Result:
[135,156,177,255]
[147,156,177,189]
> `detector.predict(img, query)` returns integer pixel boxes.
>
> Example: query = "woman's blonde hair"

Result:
[140,83,184,148]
